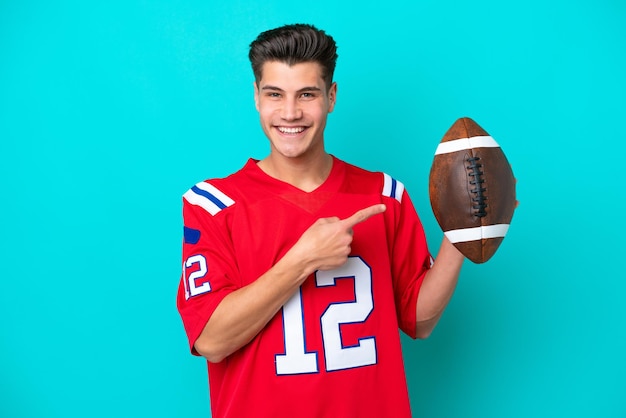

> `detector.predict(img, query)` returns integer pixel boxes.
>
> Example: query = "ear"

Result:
[253,81,260,111]
[327,82,337,113]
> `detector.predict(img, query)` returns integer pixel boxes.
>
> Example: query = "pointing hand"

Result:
[293,204,386,272]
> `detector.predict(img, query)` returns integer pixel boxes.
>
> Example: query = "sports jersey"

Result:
[177,156,432,418]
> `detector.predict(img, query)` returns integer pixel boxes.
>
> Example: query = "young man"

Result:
[177,24,464,418]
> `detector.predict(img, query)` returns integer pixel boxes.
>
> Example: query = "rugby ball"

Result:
[429,117,516,263]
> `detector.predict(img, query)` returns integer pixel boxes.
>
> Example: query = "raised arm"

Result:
[414,236,464,339]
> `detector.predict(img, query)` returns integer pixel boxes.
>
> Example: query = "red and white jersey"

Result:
[177,157,432,418]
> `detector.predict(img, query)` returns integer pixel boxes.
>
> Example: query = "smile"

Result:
[277,126,306,134]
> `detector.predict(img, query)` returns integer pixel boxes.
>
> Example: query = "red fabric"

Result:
[177,157,432,418]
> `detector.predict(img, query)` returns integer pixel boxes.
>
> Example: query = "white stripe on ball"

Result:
[435,135,499,155]
[444,224,510,243]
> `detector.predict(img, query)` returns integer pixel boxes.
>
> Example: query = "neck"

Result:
[258,152,333,192]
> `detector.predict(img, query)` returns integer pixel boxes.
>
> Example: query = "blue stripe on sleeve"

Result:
[191,185,227,210]
[184,226,201,244]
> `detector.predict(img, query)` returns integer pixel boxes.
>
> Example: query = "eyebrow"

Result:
[261,85,323,93]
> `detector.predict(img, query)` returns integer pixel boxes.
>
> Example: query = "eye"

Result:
[300,92,317,100]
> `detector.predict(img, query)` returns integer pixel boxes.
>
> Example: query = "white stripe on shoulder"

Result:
[382,173,404,203]
[183,181,235,216]
[435,135,500,155]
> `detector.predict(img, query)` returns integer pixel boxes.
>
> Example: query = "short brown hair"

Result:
[249,24,338,89]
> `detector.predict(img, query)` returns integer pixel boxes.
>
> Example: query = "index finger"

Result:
[341,204,387,228]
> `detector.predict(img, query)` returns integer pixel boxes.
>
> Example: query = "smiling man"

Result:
[177,24,465,418]
[253,59,336,191]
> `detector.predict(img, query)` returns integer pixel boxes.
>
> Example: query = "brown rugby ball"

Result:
[429,117,516,263]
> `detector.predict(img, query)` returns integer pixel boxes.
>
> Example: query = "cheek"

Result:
[310,107,328,124]
[257,104,275,122]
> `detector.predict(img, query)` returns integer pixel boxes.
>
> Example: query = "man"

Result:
[177,23,464,418]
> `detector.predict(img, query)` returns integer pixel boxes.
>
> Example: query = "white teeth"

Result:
[278,127,305,134]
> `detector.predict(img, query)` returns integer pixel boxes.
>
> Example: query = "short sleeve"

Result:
[384,183,433,339]
[176,182,240,355]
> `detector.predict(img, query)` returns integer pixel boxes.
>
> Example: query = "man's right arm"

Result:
[193,204,387,362]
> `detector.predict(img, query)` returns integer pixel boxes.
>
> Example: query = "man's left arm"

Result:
[414,236,464,338]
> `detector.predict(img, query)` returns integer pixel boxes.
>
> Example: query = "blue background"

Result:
[1,1,624,417]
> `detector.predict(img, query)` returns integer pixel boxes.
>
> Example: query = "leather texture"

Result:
[429,117,516,263]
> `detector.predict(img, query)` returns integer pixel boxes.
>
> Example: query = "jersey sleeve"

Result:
[176,181,240,355]
[383,177,433,339]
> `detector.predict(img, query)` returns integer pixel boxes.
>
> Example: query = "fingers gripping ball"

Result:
[429,117,516,263]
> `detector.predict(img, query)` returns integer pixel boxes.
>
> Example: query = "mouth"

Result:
[276,126,306,135]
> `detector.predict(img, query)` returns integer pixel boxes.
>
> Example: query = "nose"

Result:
[280,98,302,121]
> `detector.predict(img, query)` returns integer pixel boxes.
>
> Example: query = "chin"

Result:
[275,149,308,159]
[270,141,310,159]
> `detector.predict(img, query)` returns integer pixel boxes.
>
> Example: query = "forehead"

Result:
[257,61,326,89]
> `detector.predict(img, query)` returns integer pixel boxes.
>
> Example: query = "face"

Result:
[254,61,337,161]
